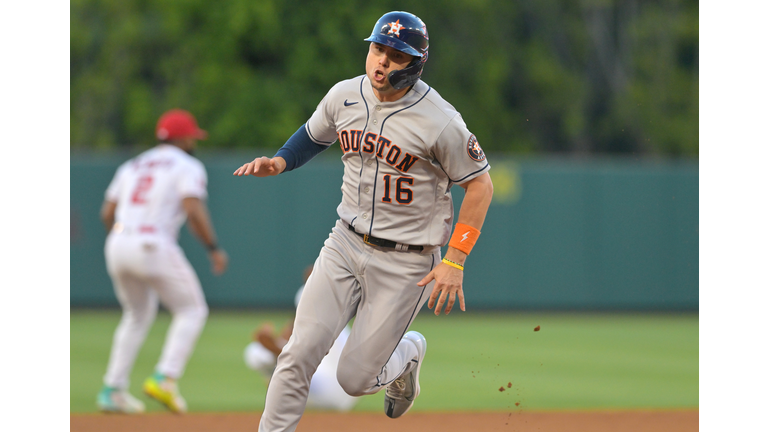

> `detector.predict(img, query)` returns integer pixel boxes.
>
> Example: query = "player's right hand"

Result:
[421,263,466,316]
[233,157,286,177]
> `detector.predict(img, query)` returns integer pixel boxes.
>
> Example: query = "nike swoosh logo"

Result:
[344,99,358,106]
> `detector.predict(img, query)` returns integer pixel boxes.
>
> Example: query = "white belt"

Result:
[112,222,158,234]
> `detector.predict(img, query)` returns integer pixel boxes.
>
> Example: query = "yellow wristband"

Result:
[442,258,464,271]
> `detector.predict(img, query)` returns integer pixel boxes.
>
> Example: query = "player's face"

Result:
[179,137,197,155]
[366,43,415,101]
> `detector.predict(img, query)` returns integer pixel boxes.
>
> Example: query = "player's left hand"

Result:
[420,263,465,316]
[254,322,275,342]
[254,322,287,357]
[233,157,286,177]
[208,249,229,275]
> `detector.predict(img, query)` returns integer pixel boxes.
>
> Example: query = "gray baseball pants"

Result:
[258,219,439,432]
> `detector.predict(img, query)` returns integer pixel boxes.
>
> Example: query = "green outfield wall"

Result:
[70,152,698,310]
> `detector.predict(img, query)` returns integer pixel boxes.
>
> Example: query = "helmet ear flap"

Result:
[387,54,427,90]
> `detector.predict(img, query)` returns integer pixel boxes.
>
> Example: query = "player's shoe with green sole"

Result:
[384,330,426,419]
[143,372,187,414]
[96,385,145,414]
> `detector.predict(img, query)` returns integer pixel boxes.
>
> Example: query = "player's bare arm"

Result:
[253,319,294,357]
[182,197,229,275]
[422,172,494,316]
[100,200,117,232]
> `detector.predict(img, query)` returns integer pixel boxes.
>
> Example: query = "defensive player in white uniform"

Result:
[97,109,229,414]
[234,11,494,432]
[244,267,358,412]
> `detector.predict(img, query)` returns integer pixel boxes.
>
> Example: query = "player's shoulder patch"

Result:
[466,134,485,162]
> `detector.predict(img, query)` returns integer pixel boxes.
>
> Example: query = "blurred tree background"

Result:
[70,0,698,157]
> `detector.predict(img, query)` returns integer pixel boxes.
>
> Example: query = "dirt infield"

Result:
[71,410,698,432]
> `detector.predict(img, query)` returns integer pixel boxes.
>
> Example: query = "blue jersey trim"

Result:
[305,123,335,145]
[451,163,490,184]
[356,76,370,216]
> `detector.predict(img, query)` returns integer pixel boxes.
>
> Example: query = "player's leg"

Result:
[100,236,158,413]
[382,330,427,418]
[305,326,358,412]
[143,241,208,413]
[334,241,438,400]
[259,222,362,432]
[102,272,159,388]
[305,368,359,412]
[150,242,208,379]
[244,341,278,379]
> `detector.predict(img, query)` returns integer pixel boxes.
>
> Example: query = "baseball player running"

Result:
[234,11,493,432]
[97,109,229,414]
[244,266,358,412]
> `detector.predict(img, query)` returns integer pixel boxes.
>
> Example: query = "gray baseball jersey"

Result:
[306,75,490,246]
[259,76,489,432]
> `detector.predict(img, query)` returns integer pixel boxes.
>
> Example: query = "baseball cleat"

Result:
[384,330,426,419]
[96,386,146,414]
[143,373,188,414]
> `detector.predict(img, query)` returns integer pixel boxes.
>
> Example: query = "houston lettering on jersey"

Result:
[337,129,420,173]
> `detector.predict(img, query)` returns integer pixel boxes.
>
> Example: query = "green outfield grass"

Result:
[70,310,698,413]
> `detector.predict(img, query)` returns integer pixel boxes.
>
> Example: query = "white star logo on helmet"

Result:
[388,19,404,37]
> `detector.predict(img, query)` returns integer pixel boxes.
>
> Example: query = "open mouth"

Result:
[373,69,386,82]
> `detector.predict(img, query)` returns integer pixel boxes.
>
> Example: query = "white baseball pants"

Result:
[102,231,208,389]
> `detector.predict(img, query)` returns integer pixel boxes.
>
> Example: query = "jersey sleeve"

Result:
[432,114,490,184]
[176,159,208,200]
[305,82,344,145]
[104,162,130,202]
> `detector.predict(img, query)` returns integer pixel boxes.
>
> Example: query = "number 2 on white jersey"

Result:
[131,175,154,204]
